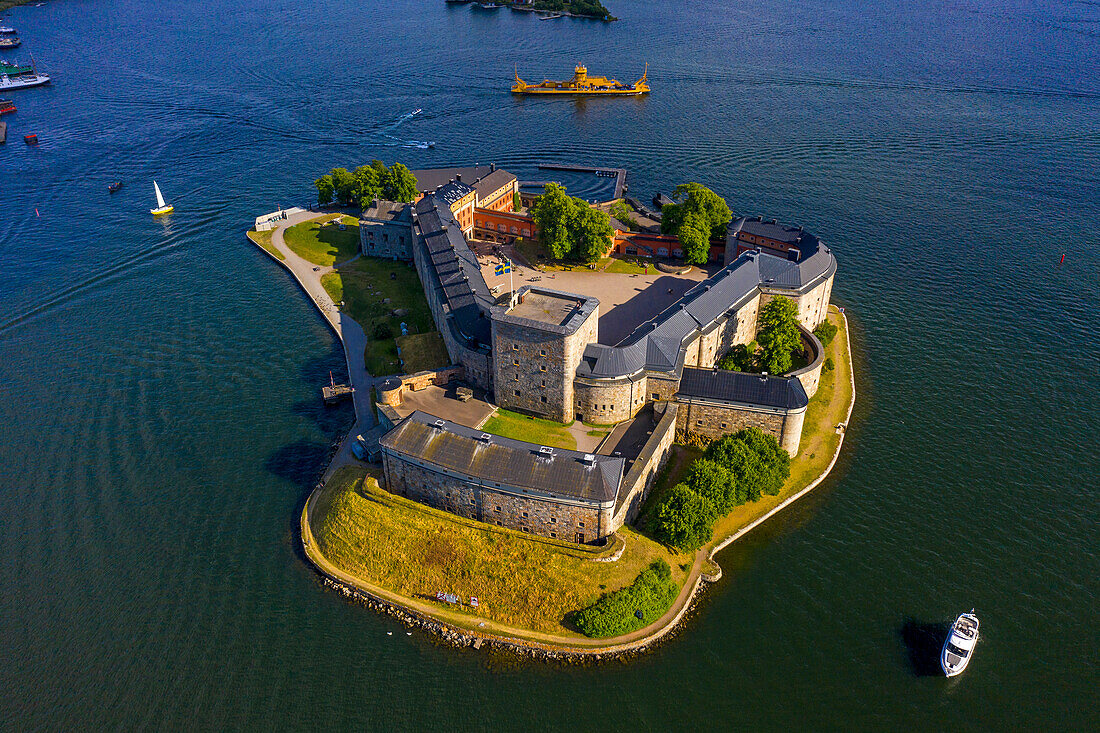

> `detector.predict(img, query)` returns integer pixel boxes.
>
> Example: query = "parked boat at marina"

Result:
[0,60,32,76]
[0,98,14,114]
[0,36,20,49]
[0,72,49,90]
[0,27,16,35]
[941,610,979,677]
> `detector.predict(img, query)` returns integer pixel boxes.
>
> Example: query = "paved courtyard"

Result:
[474,243,717,345]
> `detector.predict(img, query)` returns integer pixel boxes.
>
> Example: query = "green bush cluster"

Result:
[653,428,791,551]
[813,320,838,347]
[573,560,677,638]
[315,161,418,208]
[528,0,610,18]
[716,341,757,372]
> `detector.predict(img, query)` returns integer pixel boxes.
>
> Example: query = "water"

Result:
[1,0,1098,728]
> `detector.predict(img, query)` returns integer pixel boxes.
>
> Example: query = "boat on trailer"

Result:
[941,610,979,677]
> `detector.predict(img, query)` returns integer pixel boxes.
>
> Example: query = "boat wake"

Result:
[381,108,435,149]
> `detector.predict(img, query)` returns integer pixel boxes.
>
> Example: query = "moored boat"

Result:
[0,72,50,90]
[0,36,20,49]
[108,181,123,193]
[150,180,174,215]
[0,98,14,114]
[941,610,979,677]
[0,27,16,35]
[0,60,32,76]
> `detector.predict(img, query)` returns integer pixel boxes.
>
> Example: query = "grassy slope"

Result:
[311,468,691,635]
[396,332,449,374]
[480,408,576,450]
[283,214,360,266]
[322,255,443,376]
[246,228,284,261]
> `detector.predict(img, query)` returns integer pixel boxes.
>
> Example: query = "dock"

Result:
[322,383,355,405]
[0,121,5,144]
[538,163,627,200]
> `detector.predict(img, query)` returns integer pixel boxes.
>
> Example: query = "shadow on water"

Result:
[900,619,949,677]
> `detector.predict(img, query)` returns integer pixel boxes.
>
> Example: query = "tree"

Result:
[314,174,334,206]
[353,164,383,209]
[609,199,638,231]
[705,436,766,503]
[660,182,732,264]
[512,191,523,212]
[530,183,573,259]
[654,484,717,550]
[569,204,614,264]
[813,320,838,347]
[684,458,739,514]
[330,168,358,206]
[383,162,418,203]
[717,342,755,372]
[730,428,790,496]
[756,297,802,374]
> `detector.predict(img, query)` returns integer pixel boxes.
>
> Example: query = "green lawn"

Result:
[323,256,444,376]
[283,214,361,266]
[309,467,690,635]
[514,237,599,272]
[600,257,652,274]
[396,332,450,374]
[481,408,577,450]
[246,228,284,261]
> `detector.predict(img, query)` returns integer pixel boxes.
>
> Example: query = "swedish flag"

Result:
[494,261,512,277]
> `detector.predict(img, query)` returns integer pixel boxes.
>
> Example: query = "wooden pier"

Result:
[537,163,627,201]
[322,383,354,405]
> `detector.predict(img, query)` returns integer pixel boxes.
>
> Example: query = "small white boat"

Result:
[941,609,979,677]
[0,27,16,35]
[150,180,174,216]
[0,73,50,90]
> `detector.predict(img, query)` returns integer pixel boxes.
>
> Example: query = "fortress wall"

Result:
[675,397,789,446]
[611,403,678,530]
[382,452,609,543]
[492,319,571,422]
[789,325,825,399]
[780,409,806,456]
[798,274,833,329]
[574,375,648,425]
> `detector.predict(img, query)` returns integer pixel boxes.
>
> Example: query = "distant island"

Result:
[250,161,855,658]
[448,0,616,22]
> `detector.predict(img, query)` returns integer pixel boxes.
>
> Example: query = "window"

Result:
[513,374,519,381]
[513,359,519,366]
[721,423,728,429]
[550,517,556,523]
[522,511,528,517]
[514,389,521,396]
[540,396,548,403]
[550,532,556,538]
[495,506,501,512]
[697,420,704,426]
[539,349,547,356]
[652,392,659,400]
[513,343,519,351]
[539,365,547,372]
[541,381,546,388]
[578,522,585,528]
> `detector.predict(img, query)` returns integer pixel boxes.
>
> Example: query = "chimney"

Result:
[490,162,496,172]
[456,174,462,182]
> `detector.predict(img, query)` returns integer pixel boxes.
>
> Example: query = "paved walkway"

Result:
[260,212,377,481]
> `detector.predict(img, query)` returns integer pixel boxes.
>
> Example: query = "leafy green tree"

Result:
[717,342,755,372]
[730,428,790,496]
[513,191,523,211]
[383,162,418,203]
[314,174,334,206]
[757,297,802,374]
[353,164,383,209]
[654,484,717,550]
[609,199,638,231]
[569,204,615,264]
[660,182,732,264]
[705,437,765,503]
[573,560,676,638]
[813,320,838,347]
[530,183,573,259]
[684,458,739,514]
[330,167,358,206]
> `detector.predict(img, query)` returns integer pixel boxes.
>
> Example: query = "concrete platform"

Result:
[391,384,495,429]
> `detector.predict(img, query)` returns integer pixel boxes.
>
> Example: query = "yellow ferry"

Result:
[512,63,649,95]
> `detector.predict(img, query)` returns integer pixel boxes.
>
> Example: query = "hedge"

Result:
[573,560,678,638]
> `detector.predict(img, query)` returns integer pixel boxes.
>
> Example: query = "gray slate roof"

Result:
[410,165,494,194]
[472,169,517,200]
[678,367,808,410]
[362,199,413,223]
[414,194,493,346]
[380,411,624,504]
[578,242,835,380]
[435,180,475,206]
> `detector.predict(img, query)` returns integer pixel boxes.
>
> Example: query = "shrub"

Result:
[730,428,790,496]
[706,438,765,502]
[684,459,739,514]
[573,560,678,638]
[717,342,756,372]
[813,320,838,347]
[654,484,717,550]
[824,357,835,372]
[372,321,394,340]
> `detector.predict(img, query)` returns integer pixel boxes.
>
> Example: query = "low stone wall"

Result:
[611,403,678,529]
[789,324,824,399]
[378,365,465,407]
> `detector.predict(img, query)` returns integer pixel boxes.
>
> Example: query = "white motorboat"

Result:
[0,73,50,90]
[941,609,979,677]
[0,27,17,34]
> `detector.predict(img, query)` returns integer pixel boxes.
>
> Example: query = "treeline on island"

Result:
[315,161,418,208]
[523,0,613,20]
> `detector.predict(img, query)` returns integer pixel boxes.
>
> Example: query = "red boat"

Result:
[0,99,14,115]
[24,133,38,145]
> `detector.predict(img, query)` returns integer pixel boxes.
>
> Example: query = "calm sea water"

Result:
[1,0,1097,728]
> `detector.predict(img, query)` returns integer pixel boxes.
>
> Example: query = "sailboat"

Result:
[150,180,173,216]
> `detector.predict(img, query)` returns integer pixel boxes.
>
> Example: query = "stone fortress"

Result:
[365,165,837,545]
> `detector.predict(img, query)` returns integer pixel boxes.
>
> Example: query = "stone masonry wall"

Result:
[573,376,647,425]
[382,452,611,543]
[674,397,807,456]
[360,219,414,260]
[611,403,678,529]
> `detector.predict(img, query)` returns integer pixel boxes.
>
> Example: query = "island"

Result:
[248,162,856,658]
[448,0,616,22]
